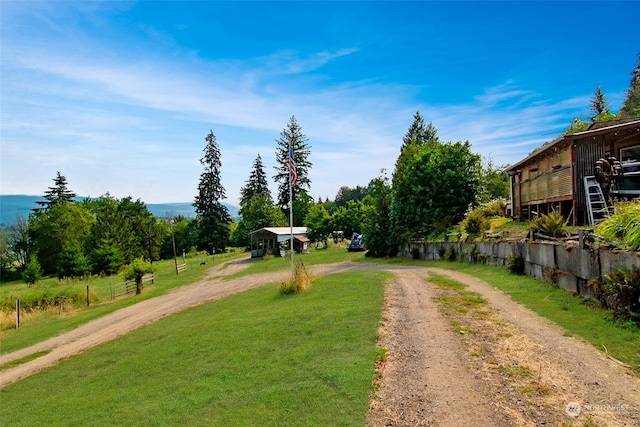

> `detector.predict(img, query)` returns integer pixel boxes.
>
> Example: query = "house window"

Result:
[620,145,640,163]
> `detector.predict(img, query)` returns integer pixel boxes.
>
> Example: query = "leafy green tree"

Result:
[291,191,314,227]
[478,159,510,202]
[123,257,154,295]
[232,192,287,247]
[29,201,94,275]
[620,52,640,118]
[330,200,367,239]
[334,185,369,208]
[304,203,332,245]
[361,171,394,257]
[35,171,77,212]
[240,154,270,206]
[193,130,231,253]
[390,137,481,241]
[564,117,590,135]
[22,255,43,285]
[273,116,312,216]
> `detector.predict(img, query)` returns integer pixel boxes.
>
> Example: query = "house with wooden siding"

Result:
[506,119,640,225]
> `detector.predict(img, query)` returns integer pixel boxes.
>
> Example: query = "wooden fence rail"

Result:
[111,274,155,299]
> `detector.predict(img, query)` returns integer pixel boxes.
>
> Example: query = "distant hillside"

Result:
[0,195,239,226]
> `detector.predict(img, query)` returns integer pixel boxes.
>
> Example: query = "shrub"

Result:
[596,200,640,251]
[462,208,490,235]
[123,258,154,295]
[279,259,314,294]
[444,246,457,262]
[506,253,525,275]
[22,256,43,285]
[589,266,640,323]
[480,199,508,217]
[531,212,568,238]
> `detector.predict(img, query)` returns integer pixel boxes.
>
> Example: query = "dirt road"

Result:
[1,259,638,426]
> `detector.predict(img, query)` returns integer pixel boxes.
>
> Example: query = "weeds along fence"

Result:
[111,274,155,299]
[400,234,640,298]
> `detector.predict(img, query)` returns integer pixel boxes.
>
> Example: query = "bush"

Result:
[279,259,314,294]
[462,208,490,235]
[480,199,508,217]
[506,253,525,275]
[589,266,640,323]
[444,246,457,262]
[531,212,568,238]
[123,258,154,295]
[22,256,43,285]
[596,200,640,250]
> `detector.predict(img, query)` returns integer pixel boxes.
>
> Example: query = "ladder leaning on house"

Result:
[583,176,612,225]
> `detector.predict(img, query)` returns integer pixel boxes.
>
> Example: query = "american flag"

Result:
[284,145,297,187]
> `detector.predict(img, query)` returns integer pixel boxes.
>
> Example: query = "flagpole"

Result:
[288,142,295,271]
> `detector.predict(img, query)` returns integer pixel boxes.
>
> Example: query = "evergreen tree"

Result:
[193,130,231,252]
[35,171,76,211]
[273,116,312,212]
[589,84,610,122]
[240,154,270,206]
[401,111,439,150]
[620,52,640,118]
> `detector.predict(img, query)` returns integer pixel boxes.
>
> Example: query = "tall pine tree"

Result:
[193,130,231,253]
[620,52,640,118]
[589,84,610,122]
[273,116,312,211]
[239,154,270,206]
[35,171,76,211]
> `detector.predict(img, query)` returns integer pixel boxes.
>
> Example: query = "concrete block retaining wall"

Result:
[400,240,640,297]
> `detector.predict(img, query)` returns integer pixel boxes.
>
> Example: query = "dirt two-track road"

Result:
[1,259,638,426]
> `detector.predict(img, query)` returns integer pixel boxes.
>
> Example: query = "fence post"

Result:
[15,299,20,330]
[87,285,90,306]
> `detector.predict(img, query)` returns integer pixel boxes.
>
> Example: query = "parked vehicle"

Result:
[347,232,365,252]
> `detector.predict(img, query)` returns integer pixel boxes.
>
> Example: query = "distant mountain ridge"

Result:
[0,195,239,226]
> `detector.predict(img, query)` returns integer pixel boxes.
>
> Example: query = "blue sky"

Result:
[1,1,638,205]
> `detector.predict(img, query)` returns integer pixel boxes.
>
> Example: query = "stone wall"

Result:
[400,239,640,297]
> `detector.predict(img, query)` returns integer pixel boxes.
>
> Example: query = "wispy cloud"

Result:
[2,2,614,203]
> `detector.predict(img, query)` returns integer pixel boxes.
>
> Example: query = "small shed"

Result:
[506,119,640,225]
[249,227,309,258]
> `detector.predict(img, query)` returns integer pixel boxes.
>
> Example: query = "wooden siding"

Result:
[574,140,605,209]
[518,148,572,203]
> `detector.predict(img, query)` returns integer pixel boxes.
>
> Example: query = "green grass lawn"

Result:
[0,270,390,426]
[0,252,244,354]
